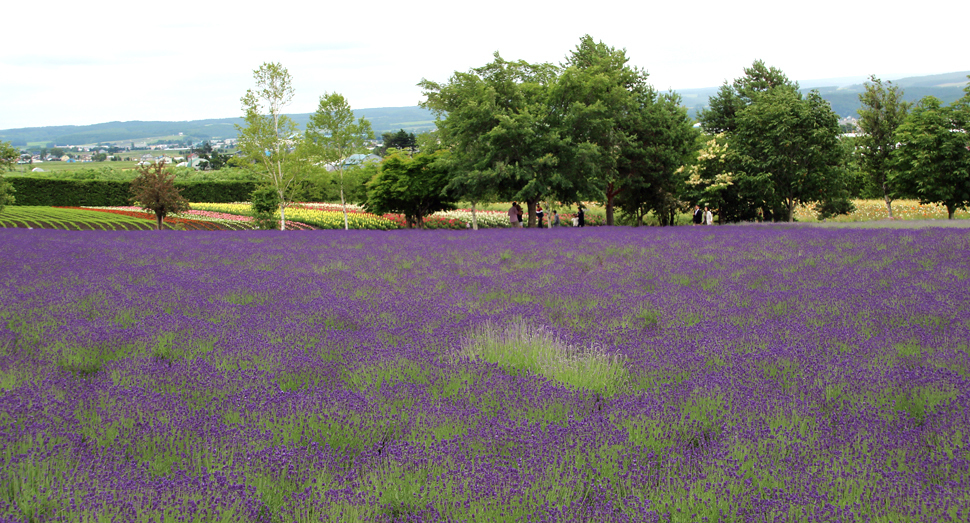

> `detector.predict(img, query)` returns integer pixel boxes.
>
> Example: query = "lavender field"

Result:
[1,226,968,522]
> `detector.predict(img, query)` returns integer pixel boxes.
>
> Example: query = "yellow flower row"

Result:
[795,199,970,222]
[190,203,400,230]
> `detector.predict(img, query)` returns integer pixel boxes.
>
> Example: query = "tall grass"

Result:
[460,319,628,396]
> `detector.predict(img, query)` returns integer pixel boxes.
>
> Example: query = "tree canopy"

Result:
[305,92,374,229]
[129,161,189,230]
[892,88,970,219]
[420,52,562,227]
[857,76,909,218]
[0,141,16,213]
[365,150,455,228]
[234,62,304,230]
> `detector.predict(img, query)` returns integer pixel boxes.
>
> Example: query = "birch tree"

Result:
[305,93,373,230]
[235,62,301,230]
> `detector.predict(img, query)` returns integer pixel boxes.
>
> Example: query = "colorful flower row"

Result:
[191,203,398,230]
[796,199,970,222]
[57,206,230,230]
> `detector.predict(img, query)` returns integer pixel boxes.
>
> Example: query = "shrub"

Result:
[250,187,280,230]
[8,178,258,206]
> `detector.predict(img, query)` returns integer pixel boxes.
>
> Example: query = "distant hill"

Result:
[0,106,437,148]
[679,71,969,119]
[2,71,967,147]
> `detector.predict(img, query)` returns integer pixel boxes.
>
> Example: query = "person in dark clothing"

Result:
[536,205,544,228]
[514,203,524,227]
[693,205,703,225]
[578,206,585,227]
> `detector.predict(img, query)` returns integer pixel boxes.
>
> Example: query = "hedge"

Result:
[8,178,258,206]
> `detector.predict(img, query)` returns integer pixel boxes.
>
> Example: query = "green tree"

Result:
[420,52,562,227]
[234,62,303,230]
[681,134,746,221]
[0,140,17,213]
[699,60,796,135]
[857,76,909,218]
[733,87,847,222]
[892,92,970,219]
[305,93,374,230]
[365,150,455,228]
[612,91,699,226]
[50,147,64,158]
[553,36,652,226]
[376,129,417,156]
[129,161,189,230]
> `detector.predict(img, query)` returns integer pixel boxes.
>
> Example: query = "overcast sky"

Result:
[1,0,966,129]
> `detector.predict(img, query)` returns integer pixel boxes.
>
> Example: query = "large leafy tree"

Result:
[130,161,189,230]
[365,150,455,228]
[696,61,848,222]
[732,87,846,222]
[613,91,699,226]
[0,140,17,213]
[857,76,909,218]
[681,134,748,223]
[305,93,374,230]
[235,62,303,230]
[419,53,563,227]
[552,36,651,225]
[892,89,970,219]
[699,60,796,135]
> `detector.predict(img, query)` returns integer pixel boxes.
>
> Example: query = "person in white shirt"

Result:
[704,206,714,225]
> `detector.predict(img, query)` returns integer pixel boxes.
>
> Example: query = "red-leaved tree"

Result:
[130,161,189,230]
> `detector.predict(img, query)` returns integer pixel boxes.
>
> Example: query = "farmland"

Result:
[1,226,969,522]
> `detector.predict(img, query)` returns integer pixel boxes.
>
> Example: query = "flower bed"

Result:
[191,203,396,230]
[796,199,970,222]
[57,206,229,230]
[1,227,968,521]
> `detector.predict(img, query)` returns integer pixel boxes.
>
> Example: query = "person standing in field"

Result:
[508,203,519,228]
[536,205,544,228]
[577,206,585,227]
[552,210,560,227]
[705,206,713,225]
[514,202,524,227]
[693,205,703,225]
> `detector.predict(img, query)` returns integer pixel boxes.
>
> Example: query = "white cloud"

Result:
[1,0,966,129]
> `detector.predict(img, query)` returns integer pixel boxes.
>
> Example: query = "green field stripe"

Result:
[5,207,154,230]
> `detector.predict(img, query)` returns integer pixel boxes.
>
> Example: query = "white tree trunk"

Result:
[471,202,478,230]
[340,169,349,231]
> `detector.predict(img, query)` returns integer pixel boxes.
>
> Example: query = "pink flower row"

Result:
[184,210,253,222]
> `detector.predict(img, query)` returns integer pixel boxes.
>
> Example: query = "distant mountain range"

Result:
[677,70,969,119]
[0,107,438,148]
[2,72,967,148]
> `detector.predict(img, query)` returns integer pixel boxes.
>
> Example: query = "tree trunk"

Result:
[604,182,623,226]
[471,202,478,230]
[527,200,537,228]
[947,204,955,220]
[155,212,163,231]
[340,170,349,230]
[340,187,349,230]
[786,200,795,223]
[883,187,894,219]
[277,157,285,231]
